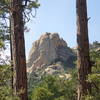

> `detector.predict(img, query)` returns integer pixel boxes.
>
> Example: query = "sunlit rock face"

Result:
[27,32,76,73]
[27,33,76,88]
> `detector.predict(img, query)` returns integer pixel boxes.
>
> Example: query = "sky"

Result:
[25,0,100,58]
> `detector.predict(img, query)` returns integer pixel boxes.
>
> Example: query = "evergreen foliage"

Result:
[84,50,100,100]
[30,69,77,100]
[0,64,19,100]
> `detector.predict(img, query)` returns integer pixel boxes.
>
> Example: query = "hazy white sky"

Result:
[25,0,100,58]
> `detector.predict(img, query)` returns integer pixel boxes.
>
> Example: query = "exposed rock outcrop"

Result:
[27,33,76,73]
[27,33,76,88]
[89,41,100,51]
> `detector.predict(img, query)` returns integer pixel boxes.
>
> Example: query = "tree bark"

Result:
[76,0,91,100]
[9,18,14,95]
[11,0,28,100]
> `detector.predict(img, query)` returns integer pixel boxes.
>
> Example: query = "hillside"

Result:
[27,33,100,89]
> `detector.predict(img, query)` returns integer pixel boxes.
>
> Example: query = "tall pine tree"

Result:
[11,0,28,100]
[76,0,91,100]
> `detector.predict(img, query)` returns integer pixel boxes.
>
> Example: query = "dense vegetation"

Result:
[28,49,100,100]
[30,69,77,100]
[0,65,20,100]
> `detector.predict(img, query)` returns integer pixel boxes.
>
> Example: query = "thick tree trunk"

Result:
[11,0,28,100]
[76,0,91,100]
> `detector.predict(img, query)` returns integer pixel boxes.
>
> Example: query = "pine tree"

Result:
[0,1,40,99]
[76,0,91,100]
[10,0,28,100]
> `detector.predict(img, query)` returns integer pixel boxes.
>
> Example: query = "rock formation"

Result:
[27,33,76,73]
[27,33,76,88]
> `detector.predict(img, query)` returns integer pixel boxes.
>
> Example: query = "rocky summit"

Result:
[27,33,76,73]
[27,33,76,88]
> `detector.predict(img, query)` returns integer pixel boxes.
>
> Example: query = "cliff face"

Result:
[27,33,75,73]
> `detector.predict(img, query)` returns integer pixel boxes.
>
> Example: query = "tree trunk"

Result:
[76,0,91,100]
[9,18,14,95]
[11,0,28,100]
